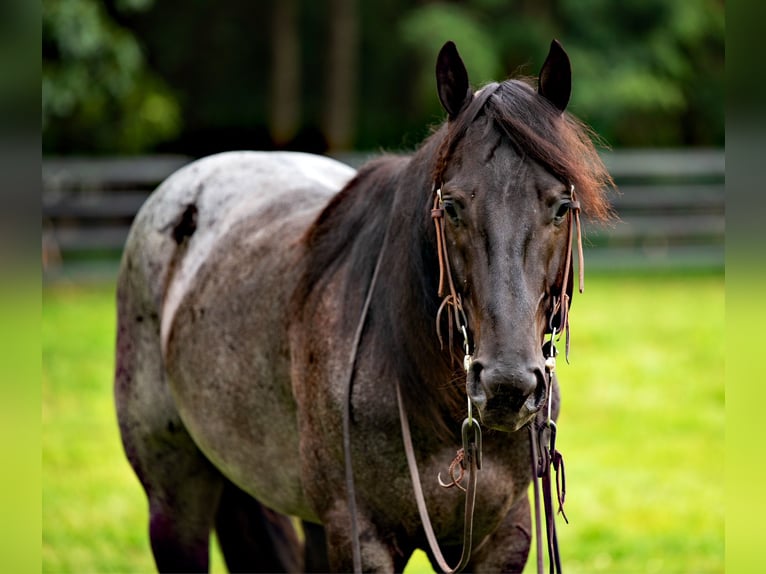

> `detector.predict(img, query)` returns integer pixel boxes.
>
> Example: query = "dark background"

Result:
[42,0,724,157]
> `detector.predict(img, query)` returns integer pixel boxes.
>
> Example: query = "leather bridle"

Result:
[340,86,585,573]
[417,183,582,574]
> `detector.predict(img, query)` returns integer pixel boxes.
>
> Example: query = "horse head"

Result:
[431,40,611,432]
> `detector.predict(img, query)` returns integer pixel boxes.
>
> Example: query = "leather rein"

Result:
[340,89,585,573]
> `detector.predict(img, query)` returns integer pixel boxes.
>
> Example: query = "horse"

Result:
[114,39,612,573]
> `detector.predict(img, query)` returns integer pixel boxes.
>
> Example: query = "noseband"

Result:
[342,84,584,573]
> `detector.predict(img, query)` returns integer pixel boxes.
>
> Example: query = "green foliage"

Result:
[399,4,501,117]
[0,0,38,130]
[42,0,180,154]
[555,0,724,146]
[42,273,723,573]
[395,0,723,148]
[40,0,724,156]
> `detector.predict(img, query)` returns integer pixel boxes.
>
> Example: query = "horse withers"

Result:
[115,40,611,573]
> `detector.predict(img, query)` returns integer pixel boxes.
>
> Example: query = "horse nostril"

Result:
[532,368,547,406]
[469,360,484,381]
[477,361,539,407]
[467,360,487,411]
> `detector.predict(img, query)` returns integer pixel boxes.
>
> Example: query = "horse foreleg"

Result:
[132,421,225,574]
[321,500,400,572]
[467,493,532,573]
[148,478,222,573]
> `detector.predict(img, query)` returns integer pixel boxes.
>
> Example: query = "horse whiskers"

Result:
[447,371,467,386]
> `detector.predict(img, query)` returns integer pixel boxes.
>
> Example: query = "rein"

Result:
[340,203,397,573]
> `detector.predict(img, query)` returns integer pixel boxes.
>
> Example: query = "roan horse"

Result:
[115,40,612,573]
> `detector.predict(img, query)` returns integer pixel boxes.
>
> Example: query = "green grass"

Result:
[42,272,723,573]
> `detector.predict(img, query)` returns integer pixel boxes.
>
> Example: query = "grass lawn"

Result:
[42,271,723,573]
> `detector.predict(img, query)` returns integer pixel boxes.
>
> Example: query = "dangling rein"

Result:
[340,180,482,574]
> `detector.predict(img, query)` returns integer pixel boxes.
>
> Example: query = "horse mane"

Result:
[291,143,466,437]
[290,154,409,314]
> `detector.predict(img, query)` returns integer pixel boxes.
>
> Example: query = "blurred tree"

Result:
[399,3,502,120]
[271,0,301,147]
[0,0,38,133]
[41,0,723,155]
[554,0,724,146]
[112,0,277,157]
[42,0,181,154]
[324,0,359,151]
[397,0,724,148]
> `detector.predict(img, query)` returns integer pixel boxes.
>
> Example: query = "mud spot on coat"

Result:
[172,204,198,244]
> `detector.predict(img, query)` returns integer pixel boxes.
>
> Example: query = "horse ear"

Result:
[538,39,571,113]
[436,41,472,120]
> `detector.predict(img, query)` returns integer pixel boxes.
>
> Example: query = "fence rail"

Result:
[42,149,723,280]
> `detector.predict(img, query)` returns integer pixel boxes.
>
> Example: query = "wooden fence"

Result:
[42,149,723,280]
[584,149,724,270]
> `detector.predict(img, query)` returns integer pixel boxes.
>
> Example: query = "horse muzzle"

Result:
[466,359,547,432]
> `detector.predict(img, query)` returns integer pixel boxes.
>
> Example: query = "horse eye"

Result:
[443,199,460,222]
[553,201,571,223]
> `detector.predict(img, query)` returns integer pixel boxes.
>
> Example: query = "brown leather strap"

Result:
[530,419,564,574]
[550,189,583,363]
[530,361,569,574]
[529,426,545,574]
[432,193,467,361]
[528,194,580,574]
[396,381,480,573]
[542,462,562,574]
